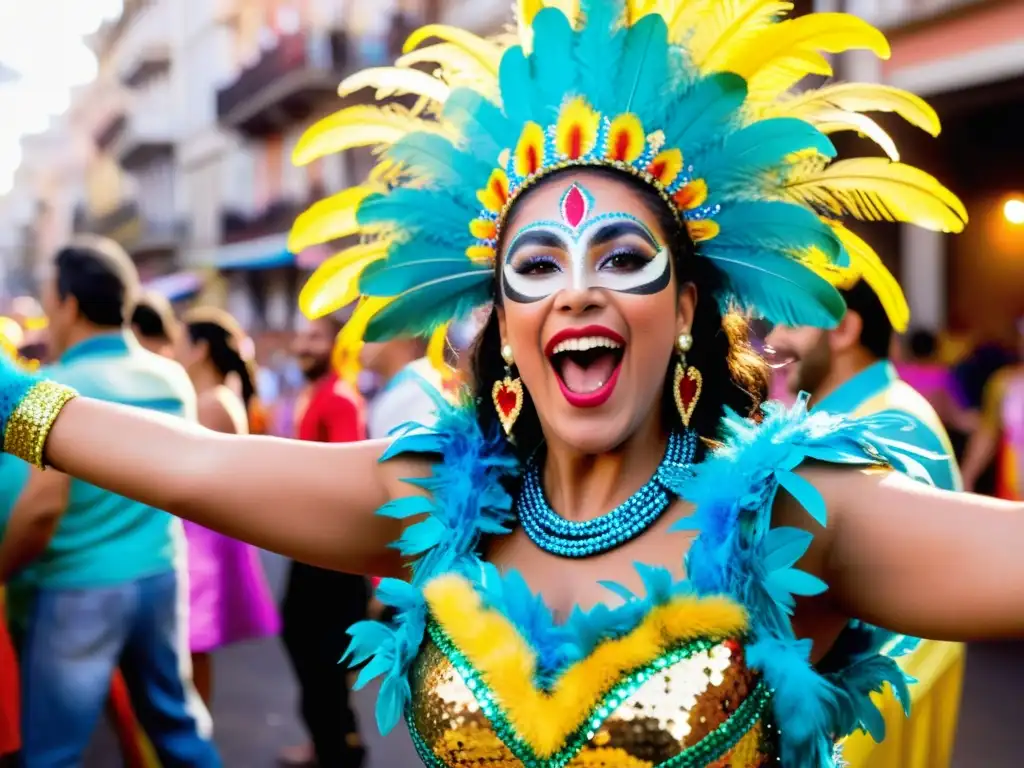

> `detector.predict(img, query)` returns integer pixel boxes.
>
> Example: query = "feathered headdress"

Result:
[289,0,965,371]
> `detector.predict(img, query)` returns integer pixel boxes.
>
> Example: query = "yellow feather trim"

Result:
[728,13,889,84]
[606,114,647,164]
[515,122,547,178]
[812,110,900,162]
[292,105,450,167]
[687,219,720,243]
[674,179,709,211]
[830,222,911,332]
[647,148,684,187]
[402,24,503,75]
[425,574,748,758]
[466,244,497,265]
[555,98,601,161]
[469,218,499,241]
[396,44,501,97]
[289,186,378,254]
[330,297,394,384]
[299,241,390,319]
[427,322,456,381]
[767,82,941,138]
[689,0,795,74]
[477,169,511,213]
[784,157,968,234]
[338,67,451,106]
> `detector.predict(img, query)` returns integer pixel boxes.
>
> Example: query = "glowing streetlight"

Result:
[1005,198,1024,225]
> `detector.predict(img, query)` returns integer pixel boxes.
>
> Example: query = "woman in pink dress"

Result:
[176,307,280,703]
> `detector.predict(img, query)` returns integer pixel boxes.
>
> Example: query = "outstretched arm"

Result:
[41,397,425,576]
[808,466,1024,640]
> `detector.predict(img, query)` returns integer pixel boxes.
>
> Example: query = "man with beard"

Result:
[766,277,964,768]
[767,278,961,492]
[279,316,369,768]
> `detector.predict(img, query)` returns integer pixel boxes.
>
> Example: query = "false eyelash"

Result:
[598,249,652,271]
[513,254,562,275]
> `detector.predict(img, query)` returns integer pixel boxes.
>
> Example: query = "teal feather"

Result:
[443,87,517,160]
[364,272,493,341]
[614,14,670,122]
[357,190,479,240]
[573,0,627,115]
[696,117,835,196]
[360,257,485,297]
[385,133,490,188]
[710,201,844,264]
[498,46,535,126]
[661,73,747,152]
[702,245,846,327]
[528,9,577,122]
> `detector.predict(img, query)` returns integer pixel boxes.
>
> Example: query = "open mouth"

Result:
[546,331,625,407]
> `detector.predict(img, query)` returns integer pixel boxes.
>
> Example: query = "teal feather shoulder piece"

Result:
[290,0,965,367]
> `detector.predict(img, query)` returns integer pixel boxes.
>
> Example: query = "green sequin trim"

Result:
[407,621,773,768]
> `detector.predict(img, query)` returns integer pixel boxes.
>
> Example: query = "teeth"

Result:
[550,336,624,355]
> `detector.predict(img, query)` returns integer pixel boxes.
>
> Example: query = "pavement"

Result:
[85,551,1024,767]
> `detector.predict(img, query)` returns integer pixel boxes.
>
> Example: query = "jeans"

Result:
[20,571,221,768]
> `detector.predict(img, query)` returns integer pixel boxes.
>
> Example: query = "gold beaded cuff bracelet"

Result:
[2,381,78,469]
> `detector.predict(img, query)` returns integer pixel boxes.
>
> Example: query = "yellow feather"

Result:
[396,44,502,95]
[813,110,900,162]
[330,297,394,384]
[728,13,889,82]
[402,25,503,75]
[338,67,451,106]
[292,105,449,167]
[768,83,941,137]
[427,322,455,380]
[830,222,910,332]
[298,241,390,320]
[783,158,968,234]
[288,186,378,254]
[689,0,794,73]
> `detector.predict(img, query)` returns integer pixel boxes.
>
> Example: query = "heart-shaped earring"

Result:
[493,344,523,436]
[672,332,701,428]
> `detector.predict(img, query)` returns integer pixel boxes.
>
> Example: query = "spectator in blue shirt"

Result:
[0,237,221,767]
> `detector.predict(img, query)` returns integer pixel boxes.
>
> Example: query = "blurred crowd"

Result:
[0,236,467,768]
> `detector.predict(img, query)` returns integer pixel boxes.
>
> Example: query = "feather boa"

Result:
[349,391,929,768]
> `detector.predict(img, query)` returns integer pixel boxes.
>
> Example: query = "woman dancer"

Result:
[2,3,1024,766]
[175,308,280,704]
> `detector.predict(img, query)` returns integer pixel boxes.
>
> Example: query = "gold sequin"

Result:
[2,381,77,469]
[409,637,777,767]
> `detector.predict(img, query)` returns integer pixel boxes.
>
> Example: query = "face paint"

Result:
[502,182,671,303]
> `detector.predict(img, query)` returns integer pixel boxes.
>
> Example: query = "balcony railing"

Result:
[219,194,321,244]
[117,0,173,87]
[73,201,187,256]
[216,29,351,136]
[112,102,177,168]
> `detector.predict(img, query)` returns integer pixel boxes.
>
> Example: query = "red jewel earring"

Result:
[673,332,702,428]
[492,343,524,437]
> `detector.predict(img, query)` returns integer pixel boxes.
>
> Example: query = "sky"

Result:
[0,0,123,195]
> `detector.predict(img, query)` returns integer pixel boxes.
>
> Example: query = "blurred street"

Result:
[80,551,1024,768]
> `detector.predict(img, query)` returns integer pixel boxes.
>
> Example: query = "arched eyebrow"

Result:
[505,230,567,263]
[588,220,660,249]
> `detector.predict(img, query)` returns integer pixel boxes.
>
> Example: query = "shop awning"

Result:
[215,234,294,271]
[145,271,203,301]
[211,234,333,271]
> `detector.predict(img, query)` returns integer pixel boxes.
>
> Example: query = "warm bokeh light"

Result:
[1005,198,1024,225]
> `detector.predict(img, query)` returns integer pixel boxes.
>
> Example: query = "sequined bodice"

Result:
[408,621,778,767]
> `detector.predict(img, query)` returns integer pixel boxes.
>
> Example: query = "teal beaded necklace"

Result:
[517,429,697,558]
